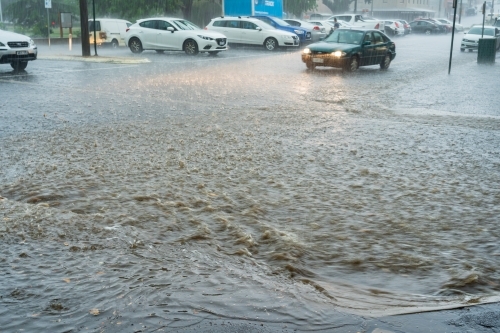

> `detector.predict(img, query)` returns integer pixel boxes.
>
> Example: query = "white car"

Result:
[308,20,352,35]
[460,25,500,52]
[205,16,299,51]
[436,18,463,32]
[327,14,384,31]
[125,17,228,56]
[0,29,37,70]
[284,19,326,42]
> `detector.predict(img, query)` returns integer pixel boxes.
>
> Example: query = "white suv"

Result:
[0,29,37,70]
[205,16,299,51]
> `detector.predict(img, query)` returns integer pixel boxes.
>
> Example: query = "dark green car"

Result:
[301,28,396,72]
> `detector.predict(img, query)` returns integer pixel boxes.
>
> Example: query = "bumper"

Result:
[301,53,348,68]
[199,38,228,51]
[0,48,38,64]
[281,36,300,47]
[461,41,478,50]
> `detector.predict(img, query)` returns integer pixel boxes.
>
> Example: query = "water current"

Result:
[1,38,500,331]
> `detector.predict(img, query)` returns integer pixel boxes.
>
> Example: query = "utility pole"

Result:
[79,0,90,56]
[0,0,3,23]
[354,0,358,13]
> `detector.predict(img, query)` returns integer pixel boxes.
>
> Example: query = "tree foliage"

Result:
[323,0,354,14]
[284,0,317,17]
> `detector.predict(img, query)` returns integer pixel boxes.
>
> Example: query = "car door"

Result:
[219,20,243,43]
[240,20,263,45]
[372,31,388,64]
[137,20,158,48]
[156,20,177,50]
[359,31,377,66]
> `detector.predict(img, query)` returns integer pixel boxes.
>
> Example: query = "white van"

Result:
[88,18,132,48]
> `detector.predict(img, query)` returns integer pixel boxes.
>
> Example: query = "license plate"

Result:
[16,51,28,55]
[312,58,324,63]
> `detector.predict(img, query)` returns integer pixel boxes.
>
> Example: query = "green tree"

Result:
[323,0,353,13]
[284,0,317,17]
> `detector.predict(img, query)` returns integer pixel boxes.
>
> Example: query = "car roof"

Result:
[136,17,184,22]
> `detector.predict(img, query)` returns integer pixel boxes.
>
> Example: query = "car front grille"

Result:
[216,38,226,46]
[8,41,29,48]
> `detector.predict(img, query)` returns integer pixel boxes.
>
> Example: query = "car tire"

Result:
[380,54,391,70]
[345,56,359,72]
[460,48,465,52]
[11,61,28,71]
[184,39,199,55]
[425,29,431,35]
[111,39,119,48]
[208,51,219,56]
[129,38,143,54]
[264,37,278,51]
[306,62,315,70]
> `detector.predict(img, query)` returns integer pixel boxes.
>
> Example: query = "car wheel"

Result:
[208,51,219,56]
[380,54,391,70]
[11,61,28,71]
[306,61,315,70]
[129,38,143,54]
[460,48,465,52]
[111,39,119,48]
[184,39,199,55]
[264,37,278,51]
[425,29,431,35]
[345,56,359,72]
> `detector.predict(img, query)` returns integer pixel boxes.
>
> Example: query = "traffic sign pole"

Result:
[45,0,51,47]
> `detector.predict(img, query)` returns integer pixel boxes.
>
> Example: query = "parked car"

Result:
[436,18,464,32]
[205,16,299,51]
[252,15,312,43]
[327,14,384,31]
[460,25,500,52]
[125,17,228,55]
[302,28,396,72]
[418,18,451,33]
[88,18,132,48]
[465,7,477,16]
[384,20,405,36]
[308,20,352,35]
[0,29,37,70]
[409,20,441,34]
[397,19,412,35]
[284,19,326,42]
[308,13,333,21]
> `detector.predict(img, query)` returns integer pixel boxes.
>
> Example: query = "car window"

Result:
[173,19,200,30]
[241,21,257,30]
[287,20,300,27]
[139,20,156,29]
[257,17,274,26]
[325,29,364,44]
[226,20,240,28]
[157,20,174,31]
[468,27,494,35]
[89,21,101,31]
[272,17,290,26]
[212,20,225,27]
[373,31,384,44]
[363,32,373,44]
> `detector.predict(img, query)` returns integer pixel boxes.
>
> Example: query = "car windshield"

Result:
[467,27,495,36]
[324,29,364,44]
[271,17,290,26]
[172,19,200,30]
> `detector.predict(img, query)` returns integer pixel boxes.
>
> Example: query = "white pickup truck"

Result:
[328,14,385,31]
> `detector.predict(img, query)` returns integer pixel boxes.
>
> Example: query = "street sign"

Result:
[45,0,51,9]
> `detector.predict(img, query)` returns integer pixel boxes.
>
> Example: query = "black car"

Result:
[409,20,440,35]
[301,28,396,72]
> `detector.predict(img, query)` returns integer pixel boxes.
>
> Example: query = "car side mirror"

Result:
[256,27,262,31]
[167,27,174,33]
[363,41,371,46]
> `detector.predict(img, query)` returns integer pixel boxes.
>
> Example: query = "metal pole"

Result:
[354,0,357,13]
[0,0,3,23]
[459,0,462,24]
[371,0,374,17]
[47,8,51,48]
[93,0,97,56]
[251,0,255,15]
[448,0,458,74]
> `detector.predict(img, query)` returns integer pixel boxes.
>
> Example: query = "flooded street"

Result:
[1,33,500,332]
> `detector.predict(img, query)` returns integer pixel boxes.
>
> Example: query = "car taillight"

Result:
[313,26,320,30]
[395,22,399,28]
[204,27,208,30]
[374,23,379,29]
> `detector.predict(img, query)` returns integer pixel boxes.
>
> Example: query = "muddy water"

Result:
[1,42,500,331]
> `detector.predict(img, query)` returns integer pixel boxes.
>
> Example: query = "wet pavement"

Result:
[1,25,500,333]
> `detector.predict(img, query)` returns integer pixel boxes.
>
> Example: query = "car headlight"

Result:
[197,35,214,41]
[294,29,304,34]
[332,51,346,57]
[303,48,311,54]
[29,39,36,47]
[0,42,5,47]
